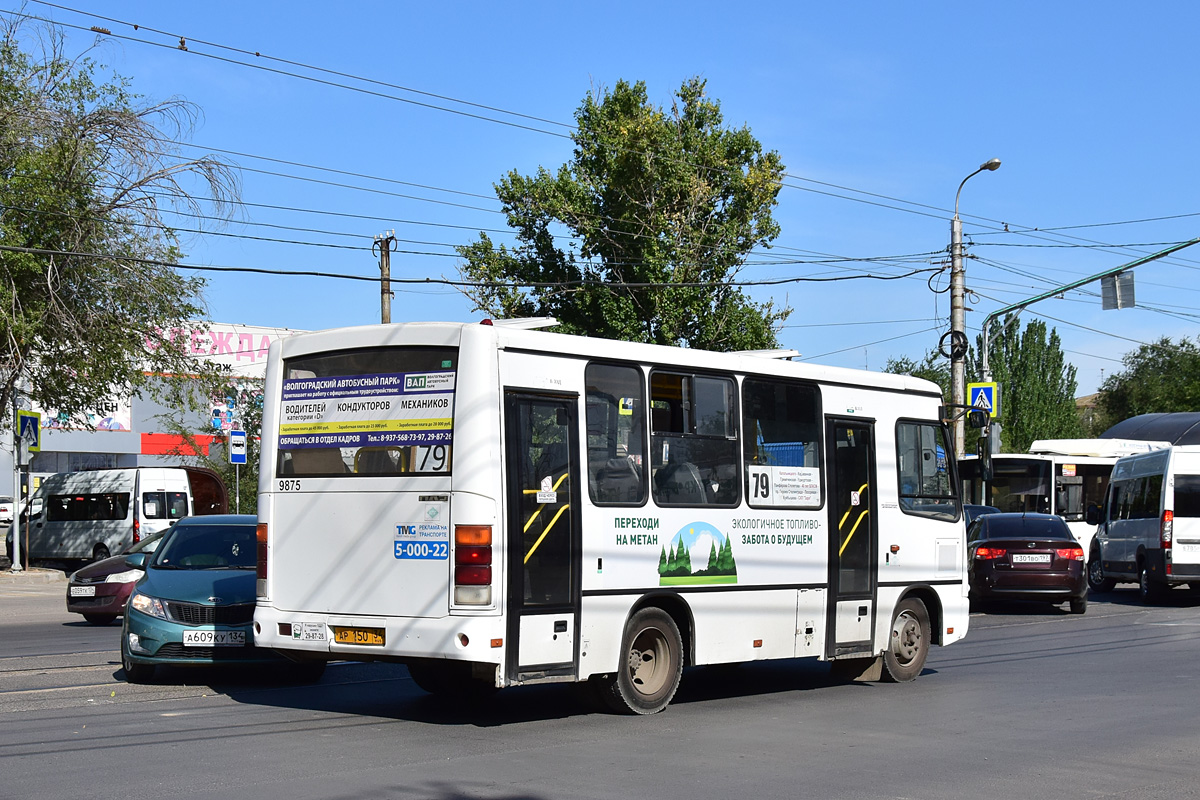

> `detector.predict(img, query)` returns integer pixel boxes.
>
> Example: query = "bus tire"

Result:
[92,544,110,562]
[881,598,929,683]
[600,607,683,714]
[1088,548,1115,593]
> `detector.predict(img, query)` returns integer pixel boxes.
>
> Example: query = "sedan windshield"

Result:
[153,524,257,570]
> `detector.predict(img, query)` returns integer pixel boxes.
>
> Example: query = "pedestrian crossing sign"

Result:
[967,382,1000,419]
[16,409,41,452]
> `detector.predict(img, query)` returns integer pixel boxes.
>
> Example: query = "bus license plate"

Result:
[1011,553,1050,564]
[183,629,246,647]
[333,626,385,646]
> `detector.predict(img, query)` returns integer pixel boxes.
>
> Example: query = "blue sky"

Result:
[10,0,1200,395]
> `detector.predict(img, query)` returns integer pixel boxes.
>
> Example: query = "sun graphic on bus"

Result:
[658,522,737,586]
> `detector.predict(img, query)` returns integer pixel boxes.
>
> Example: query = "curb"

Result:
[0,567,67,584]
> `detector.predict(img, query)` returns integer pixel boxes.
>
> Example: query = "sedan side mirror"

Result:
[124,553,147,570]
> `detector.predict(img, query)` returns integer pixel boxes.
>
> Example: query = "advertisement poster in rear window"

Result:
[278,371,455,451]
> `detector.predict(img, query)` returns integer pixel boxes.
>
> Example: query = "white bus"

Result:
[958,438,1168,576]
[252,320,970,713]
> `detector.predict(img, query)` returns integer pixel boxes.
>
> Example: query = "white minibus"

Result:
[8,466,227,562]
[1089,445,1200,601]
[253,320,971,713]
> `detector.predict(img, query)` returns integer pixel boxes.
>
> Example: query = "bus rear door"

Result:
[504,392,581,683]
[826,418,878,658]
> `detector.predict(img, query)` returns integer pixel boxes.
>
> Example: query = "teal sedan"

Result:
[120,514,323,683]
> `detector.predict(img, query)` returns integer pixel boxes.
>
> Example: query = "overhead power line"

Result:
[14,1,1200,283]
[0,244,944,288]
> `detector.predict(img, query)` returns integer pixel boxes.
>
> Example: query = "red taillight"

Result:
[132,516,141,544]
[975,546,1007,560]
[456,545,491,565]
[1056,547,1085,561]
[455,565,492,585]
[1162,510,1174,548]
[454,525,492,604]
[256,523,268,580]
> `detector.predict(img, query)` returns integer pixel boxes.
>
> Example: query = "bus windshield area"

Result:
[964,459,1052,514]
[960,457,1111,520]
[276,346,458,477]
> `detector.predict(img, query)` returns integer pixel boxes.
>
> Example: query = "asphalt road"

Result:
[2,582,1199,800]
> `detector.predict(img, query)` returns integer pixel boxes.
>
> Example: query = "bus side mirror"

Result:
[967,409,989,429]
[1085,504,1103,526]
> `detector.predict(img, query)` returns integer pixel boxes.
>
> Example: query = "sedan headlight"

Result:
[104,569,144,584]
[129,591,168,620]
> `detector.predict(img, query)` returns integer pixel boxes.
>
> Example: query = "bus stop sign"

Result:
[229,430,247,465]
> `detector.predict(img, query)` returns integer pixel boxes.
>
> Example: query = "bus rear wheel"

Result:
[882,598,930,683]
[600,607,683,715]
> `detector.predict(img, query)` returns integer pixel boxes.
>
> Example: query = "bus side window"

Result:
[649,371,739,507]
[741,377,822,509]
[584,363,647,506]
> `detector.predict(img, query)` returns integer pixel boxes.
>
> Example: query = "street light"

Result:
[950,158,1000,458]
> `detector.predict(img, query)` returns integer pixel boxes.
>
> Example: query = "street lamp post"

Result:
[950,157,1001,458]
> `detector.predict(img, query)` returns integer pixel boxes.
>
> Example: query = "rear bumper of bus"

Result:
[253,605,507,667]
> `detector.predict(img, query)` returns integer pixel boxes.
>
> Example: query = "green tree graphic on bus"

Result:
[659,523,737,585]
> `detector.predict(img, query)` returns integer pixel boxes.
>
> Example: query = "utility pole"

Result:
[373,231,396,324]
[949,158,1001,458]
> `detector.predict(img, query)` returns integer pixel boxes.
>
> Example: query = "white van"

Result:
[1088,445,1200,600]
[6,467,227,562]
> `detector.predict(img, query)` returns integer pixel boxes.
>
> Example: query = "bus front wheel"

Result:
[882,598,930,683]
[600,607,683,715]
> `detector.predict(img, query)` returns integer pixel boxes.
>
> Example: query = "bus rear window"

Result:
[277,347,457,477]
[1174,475,1200,517]
[142,491,189,519]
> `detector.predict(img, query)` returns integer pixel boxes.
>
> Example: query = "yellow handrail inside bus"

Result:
[524,503,570,565]
[521,472,570,532]
[838,482,870,557]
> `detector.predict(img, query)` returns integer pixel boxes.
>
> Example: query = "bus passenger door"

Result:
[825,419,878,658]
[504,392,582,684]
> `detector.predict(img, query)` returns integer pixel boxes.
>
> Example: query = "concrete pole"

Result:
[949,158,1000,458]
[9,392,21,572]
[950,215,966,459]
[375,231,395,324]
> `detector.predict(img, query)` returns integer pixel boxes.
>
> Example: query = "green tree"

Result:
[456,78,788,351]
[971,315,1082,452]
[716,535,736,574]
[883,349,949,400]
[1095,337,1200,428]
[0,16,239,426]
